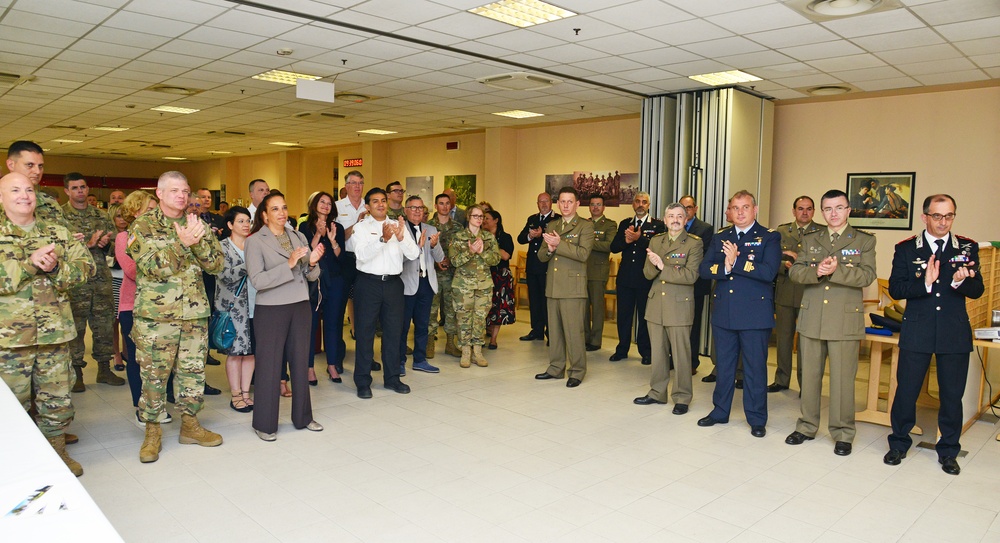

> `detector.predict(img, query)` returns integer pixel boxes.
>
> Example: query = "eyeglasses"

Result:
[405,206,423,211]
[821,205,850,213]
[927,213,956,222]
[345,181,363,186]
[390,189,405,193]
[468,214,484,219]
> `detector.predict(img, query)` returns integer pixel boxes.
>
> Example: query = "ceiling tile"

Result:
[911,0,1000,25]
[26,0,115,23]
[897,57,977,75]
[206,9,304,37]
[529,43,608,64]
[477,29,564,52]
[821,9,925,39]
[876,43,963,65]
[662,59,733,76]
[4,8,96,37]
[706,3,811,35]
[746,23,838,49]
[104,10,198,38]
[351,0,456,25]
[808,53,886,72]
[638,18,732,46]
[575,32,666,56]
[663,0,773,18]
[914,69,989,85]
[850,28,945,52]
[681,37,766,58]
[717,50,797,69]
[771,73,843,88]
[953,36,1000,56]
[86,27,173,48]
[936,16,1000,41]
[181,26,267,49]
[749,62,820,79]
[783,40,865,61]
[123,0,229,24]
[339,38,426,61]
[622,47,702,66]
[591,0,694,30]
[970,53,1000,68]
[830,65,906,82]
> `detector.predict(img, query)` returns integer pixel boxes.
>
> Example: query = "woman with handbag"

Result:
[215,206,257,413]
[245,192,324,441]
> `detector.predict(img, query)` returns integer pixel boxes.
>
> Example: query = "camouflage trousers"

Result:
[429,273,456,339]
[134,317,207,420]
[69,278,115,368]
[452,286,490,347]
[0,342,74,438]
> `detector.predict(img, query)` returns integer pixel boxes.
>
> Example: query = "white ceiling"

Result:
[1,0,997,161]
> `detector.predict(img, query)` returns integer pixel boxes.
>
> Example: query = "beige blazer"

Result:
[643,231,703,326]
[538,214,594,299]
[245,224,321,306]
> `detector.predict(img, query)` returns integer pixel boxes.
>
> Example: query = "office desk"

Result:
[0,379,122,540]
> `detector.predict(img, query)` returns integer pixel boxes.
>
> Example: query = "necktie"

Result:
[798,227,804,237]
[737,230,744,241]
[934,239,944,260]
[635,218,641,230]
[411,224,427,276]
[832,232,840,244]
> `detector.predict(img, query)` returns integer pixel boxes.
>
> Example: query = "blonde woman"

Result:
[448,205,500,367]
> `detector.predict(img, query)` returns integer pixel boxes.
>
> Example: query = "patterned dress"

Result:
[487,230,515,326]
[215,238,256,356]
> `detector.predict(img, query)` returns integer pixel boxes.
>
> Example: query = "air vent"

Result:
[477,72,559,91]
[293,112,348,120]
[147,84,203,96]
[0,73,34,89]
[205,130,247,137]
[47,124,82,130]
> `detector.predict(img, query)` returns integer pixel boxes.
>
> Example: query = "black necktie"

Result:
[634,218,641,230]
[737,230,744,241]
[934,239,944,260]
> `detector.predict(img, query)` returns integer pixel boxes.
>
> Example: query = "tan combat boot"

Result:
[140,422,162,463]
[460,346,472,368]
[72,366,85,393]
[65,433,79,444]
[426,336,436,359]
[48,434,83,476]
[179,414,223,447]
[473,345,488,367]
[445,334,462,357]
[96,360,126,386]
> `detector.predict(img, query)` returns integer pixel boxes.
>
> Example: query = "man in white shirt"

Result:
[332,170,368,371]
[347,187,419,399]
[246,178,269,220]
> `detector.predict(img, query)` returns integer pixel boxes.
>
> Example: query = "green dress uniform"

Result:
[773,220,824,389]
[428,215,464,342]
[62,202,117,372]
[127,207,224,421]
[449,228,500,347]
[789,225,876,443]
[0,215,95,437]
[585,215,616,348]
[538,214,594,380]
[643,231,703,404]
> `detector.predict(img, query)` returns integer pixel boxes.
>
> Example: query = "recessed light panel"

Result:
[151,105,200,114]
[357,129,397,135]
[269,141,301,147]
[492,110,544,119]
[53,139,83,143]
[469,0,576,28]
[92,126,130,132]
[688,70,762,86]
[252,69,322,85]
[162,156,187,160]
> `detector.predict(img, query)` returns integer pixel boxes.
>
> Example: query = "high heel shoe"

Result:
[308,367,318,386]
[328,366,342,383]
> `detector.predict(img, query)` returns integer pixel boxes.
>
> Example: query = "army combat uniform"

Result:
[772,220,823,389]
[584,215,616,349]
[0,214,95,475]
[127,207,224,423]
[428,215,464,356]
[449,228,500,366]
[62,201,122,388]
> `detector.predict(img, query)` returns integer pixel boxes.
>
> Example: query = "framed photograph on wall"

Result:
[846,172,915,230]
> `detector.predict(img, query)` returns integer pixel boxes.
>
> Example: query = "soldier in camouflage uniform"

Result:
[386,181,406,220]
[0,172,95,476]
[449,205,501,368]
[62,172,124,391]
[3,141,69,229]
[428,193,465,358]
[127,171,225,463]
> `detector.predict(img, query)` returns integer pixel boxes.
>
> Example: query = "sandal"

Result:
[230,392,252,413]
[242,390,254,407]
[280,380,292,397]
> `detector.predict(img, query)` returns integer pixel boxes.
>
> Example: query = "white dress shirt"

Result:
[335,196,366,231]
[347,216,419,275]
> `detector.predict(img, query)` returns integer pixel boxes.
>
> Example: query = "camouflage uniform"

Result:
[386,206,405,221]
[62,202,116,370]
[428,215,464,341]
[0,215,95,437]
[449,228,500,347]
[127,207,223,421]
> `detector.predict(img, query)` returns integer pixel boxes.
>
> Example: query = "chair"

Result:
[514,250,528,309]
[604,256,619,322]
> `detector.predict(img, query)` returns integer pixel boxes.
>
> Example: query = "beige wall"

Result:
[770,86,1000,277]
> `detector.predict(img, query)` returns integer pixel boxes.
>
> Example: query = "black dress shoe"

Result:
[697,415,724,427]
[372,361,382,371]
[357,386,373,399]
[883,449,906,466]
[641,357,651,365]
[633,395,665,405]
[750,425,766,438]
[386,382,411,394]
[204,383,221,395]
[734,379,744,389]
[785,431,814,445]
[939,456,960,475]
[535,372,558,380]
[519,332,539,341]
[206,356,221,366]
[767,383,789,393]
[834,441,853,456]
[585,344,599,352]
[701,374,717,383]
[672,404,688,415]
[566,378,582,388]
[609,353,627,362]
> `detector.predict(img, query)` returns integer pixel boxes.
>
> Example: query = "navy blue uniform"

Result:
[610,217,665,360]
[698,221,781,426]
[517,212,559,337]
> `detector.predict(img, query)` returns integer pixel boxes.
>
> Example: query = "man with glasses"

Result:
[884,194,983,475]
[399,196,444,374]
[769,196,824,393]
[679,195,714,373]
[517,192,559,342]
[785,190,875,456]
[386,181,406,220]
[428,193,464,358]
[335,171,371,369]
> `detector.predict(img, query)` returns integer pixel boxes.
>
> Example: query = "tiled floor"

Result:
[69,321,1000,542]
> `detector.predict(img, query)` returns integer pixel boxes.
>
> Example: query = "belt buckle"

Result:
[381,274,389,281]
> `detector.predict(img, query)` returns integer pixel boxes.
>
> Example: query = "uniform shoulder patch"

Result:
[716,226,729,233]
[767,228,776,232]
[955,235,976,242]
[896,235,917,245]
[650,232,667,240]
[853,228,874,237]
[687,233,701,240]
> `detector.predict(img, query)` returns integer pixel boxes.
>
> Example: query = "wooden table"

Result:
[856,333,923,435]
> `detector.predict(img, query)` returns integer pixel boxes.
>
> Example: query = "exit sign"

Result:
[343,158,363,167]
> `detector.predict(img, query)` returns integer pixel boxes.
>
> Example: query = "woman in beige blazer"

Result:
[245,192,324,441]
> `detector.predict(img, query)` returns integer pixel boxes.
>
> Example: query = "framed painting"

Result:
[846,172,915,230]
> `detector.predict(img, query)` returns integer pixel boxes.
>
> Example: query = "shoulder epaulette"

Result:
[896,235,917,245]
[854,228,874,237]
[650,232,668,240]
[716,226,730,233]
[777,222,793,229]
[767,228,776,233]
[687,233,701,240]
[956,235,976,242]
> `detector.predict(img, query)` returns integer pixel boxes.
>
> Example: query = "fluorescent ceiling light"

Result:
[269,141,301,147]
[252,69,321,85]
[208,150,232,155]
[492,110,544,119]
[688,70,762,86]
[469,0,576,28]
[162,156,187,160]
[357,129,397,135]
[151,105,200,114]
[92,126,130,132]
[53,139,83,143]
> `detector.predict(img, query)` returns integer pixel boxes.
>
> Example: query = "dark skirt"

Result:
[487,267,515,326]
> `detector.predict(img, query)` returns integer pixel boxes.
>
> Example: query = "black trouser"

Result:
[354,272,404,389]
[888,349,969,458]
[615,283,651,358]
[526,272,547,336]
[253,301,313,434]
[690,295,706,370]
